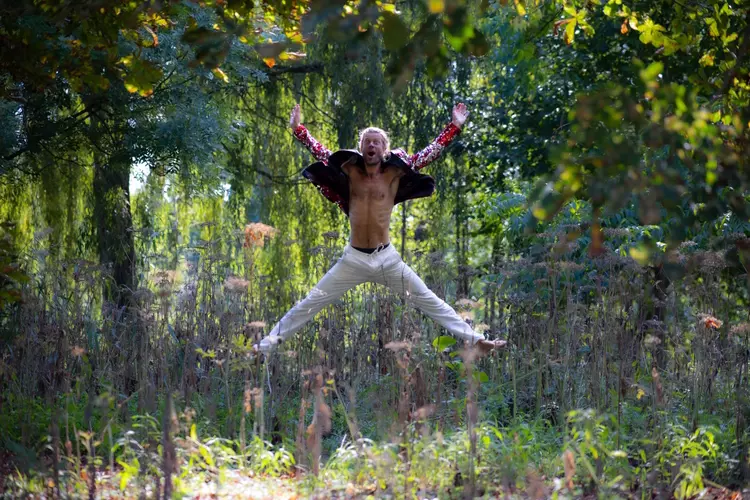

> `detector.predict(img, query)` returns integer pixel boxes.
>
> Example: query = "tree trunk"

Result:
[454,162,469,298]
[647,263,671,370]
[93,149,136,308]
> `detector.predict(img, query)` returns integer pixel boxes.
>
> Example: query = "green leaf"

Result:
[629,245,650,265]
[120,58,162,97]
[564,19,577,44]
[723,32,738,45]
[662,37,679,55]
[639,61,663,83]
[515,0,526,16]
[120,472,130,491]
[433,335,457,351]
[190,423,197,441]
[381,12,410,51]
[199,445,215,467]
[705,17,719,37]
[473,371,489,383]
[212,67,229,83]
[699,52,715,66]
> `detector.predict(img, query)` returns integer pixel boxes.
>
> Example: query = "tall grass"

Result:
[1,224,748,498]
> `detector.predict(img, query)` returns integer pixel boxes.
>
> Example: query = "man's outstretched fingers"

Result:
[290,103,301,129]
[476,339,508,356]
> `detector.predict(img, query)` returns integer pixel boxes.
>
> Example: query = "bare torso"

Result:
[343,163,405,248]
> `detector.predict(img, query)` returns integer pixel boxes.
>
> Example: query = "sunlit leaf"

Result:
[699,53,715,66]
[212,67,229,82]
[120,57,161,96]
[199,445,214,467]
[564,19,577,44]
[433,335,457,351]
[722,32,738,45]
[629,245,650,265]
[428,0,445,14]
[704,17,719,37]
[515,0,526,16]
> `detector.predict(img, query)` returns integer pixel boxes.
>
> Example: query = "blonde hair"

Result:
[358,127,390,154]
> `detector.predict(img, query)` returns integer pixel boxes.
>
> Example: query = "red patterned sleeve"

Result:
[406,123,462,171]
[293,125,332,163]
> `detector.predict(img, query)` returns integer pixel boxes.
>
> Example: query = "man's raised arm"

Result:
[290,103,332,163]
[392,103,469,171]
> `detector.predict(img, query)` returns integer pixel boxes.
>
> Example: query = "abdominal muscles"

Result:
[348,181,395,248]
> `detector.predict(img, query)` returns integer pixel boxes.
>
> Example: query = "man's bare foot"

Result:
[477,339,507,356]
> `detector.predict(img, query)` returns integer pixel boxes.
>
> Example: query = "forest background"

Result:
[1,0,750,498]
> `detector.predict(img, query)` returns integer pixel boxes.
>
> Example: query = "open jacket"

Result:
[293,123,461,215]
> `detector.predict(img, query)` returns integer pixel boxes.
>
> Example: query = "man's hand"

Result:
[451,102,469,129]
[476,338,507,357]
[290,103,301,130]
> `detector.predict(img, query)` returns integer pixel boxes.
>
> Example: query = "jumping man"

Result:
[255,103,506,355]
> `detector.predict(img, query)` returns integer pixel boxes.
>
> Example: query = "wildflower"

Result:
[153,270,177,297]
[563,450,576,490]
[692,251,726,273]
[698,314,723,330]
[411,404,436,421]
[603,228,630,238]
[251,387,263,413]
[558,261,585,272]
[729,323,750,337]
[224,276,250,294]
[384,341,411,352]
[132,287,154,303]
[458,310,474,321]
[176,282,197,307]
[71,346,86,357]
[651,366,663,404]
[644,334,661,347]
[455,298,480,310]
[244,383,252,414]
[243,222,278,248]
[474,323,490,333]
[153,270,177,285]
[678,240,698,252]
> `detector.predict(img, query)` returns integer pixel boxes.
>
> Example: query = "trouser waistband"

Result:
[351,242,390,254]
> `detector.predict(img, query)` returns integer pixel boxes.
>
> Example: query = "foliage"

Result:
[1,0,750,498]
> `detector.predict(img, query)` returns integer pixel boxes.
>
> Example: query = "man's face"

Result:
[361,132,386,166]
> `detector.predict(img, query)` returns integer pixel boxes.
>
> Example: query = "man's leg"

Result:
[373,249,484,345]
[258,252,367,354]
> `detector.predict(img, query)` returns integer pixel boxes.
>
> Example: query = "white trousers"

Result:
[258,244,484,353]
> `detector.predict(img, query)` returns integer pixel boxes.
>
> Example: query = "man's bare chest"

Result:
[348,170,399,201]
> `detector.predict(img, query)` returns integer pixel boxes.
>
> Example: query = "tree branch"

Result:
[266,63,325,76]
[3,106,95,162]
[721,9,750,96]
